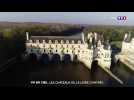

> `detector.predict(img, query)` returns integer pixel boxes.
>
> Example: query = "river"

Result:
[0,57,134,87]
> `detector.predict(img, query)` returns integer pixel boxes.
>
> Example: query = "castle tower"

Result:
[87,32,93,40]
[94,32,97,42]
[82,32,85,43]
[124,33,128,41]
[108,45,111,50]
[26,32,29,41]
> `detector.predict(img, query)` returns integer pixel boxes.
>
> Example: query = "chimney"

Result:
[82,32,85,43]
[26,32,29,40]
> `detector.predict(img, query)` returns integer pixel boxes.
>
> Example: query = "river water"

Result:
[27,60,126,87]
[111,61,134,86]
[0,57,134,87]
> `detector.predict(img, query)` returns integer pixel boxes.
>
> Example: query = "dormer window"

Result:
[49,40,52,43]
[66,40,69,44]
[61,40,64,44]
[72,51,73,53]
[78,40,81,44]
[29,40,32,43]
[55,40,58,44]
[43,40,45,43]
[71,40,75,44]
[36,40,39,43]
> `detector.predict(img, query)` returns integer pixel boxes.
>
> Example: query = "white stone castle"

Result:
[122,32,134,54]
[115,32,134,71]
[25,32,112,69]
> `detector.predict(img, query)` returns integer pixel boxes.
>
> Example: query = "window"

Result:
[36,40,39,43]
[61,40,64,44]
[43,40,45,43]
[33,40,36,43]
[66,40,69,44]
[39,40,41,43]
[37,45,39,48]
[55,40,58,44]
[72,45,74,48]
[49,40,52,43]
[72,40,75,44]
[29,40,32,43]
[78,40,81,44]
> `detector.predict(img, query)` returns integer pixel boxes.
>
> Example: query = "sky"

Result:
[0,12,134,25]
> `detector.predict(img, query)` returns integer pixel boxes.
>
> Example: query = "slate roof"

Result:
[27,33,84,43]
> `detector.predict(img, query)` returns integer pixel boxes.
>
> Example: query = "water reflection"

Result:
[28,60,119,86]
[111,61,134,86]
[0,56,134,87]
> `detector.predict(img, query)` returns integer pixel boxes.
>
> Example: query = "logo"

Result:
[117,16,127,21]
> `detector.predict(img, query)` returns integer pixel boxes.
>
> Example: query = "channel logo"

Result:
[117,16,127,21]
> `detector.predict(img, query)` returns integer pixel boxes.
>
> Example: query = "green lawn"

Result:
[111,41,122,49]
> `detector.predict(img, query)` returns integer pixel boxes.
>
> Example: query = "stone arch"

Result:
[91,60,99,73]
[40,53,50,64]
[28,53,37,62]
[63,54,72,63]
[73,54,78,62]
[51,54,61,64]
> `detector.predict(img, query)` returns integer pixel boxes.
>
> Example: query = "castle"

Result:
[114,32,134,71]
[122,32,134,54]
[25,32,112,69]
